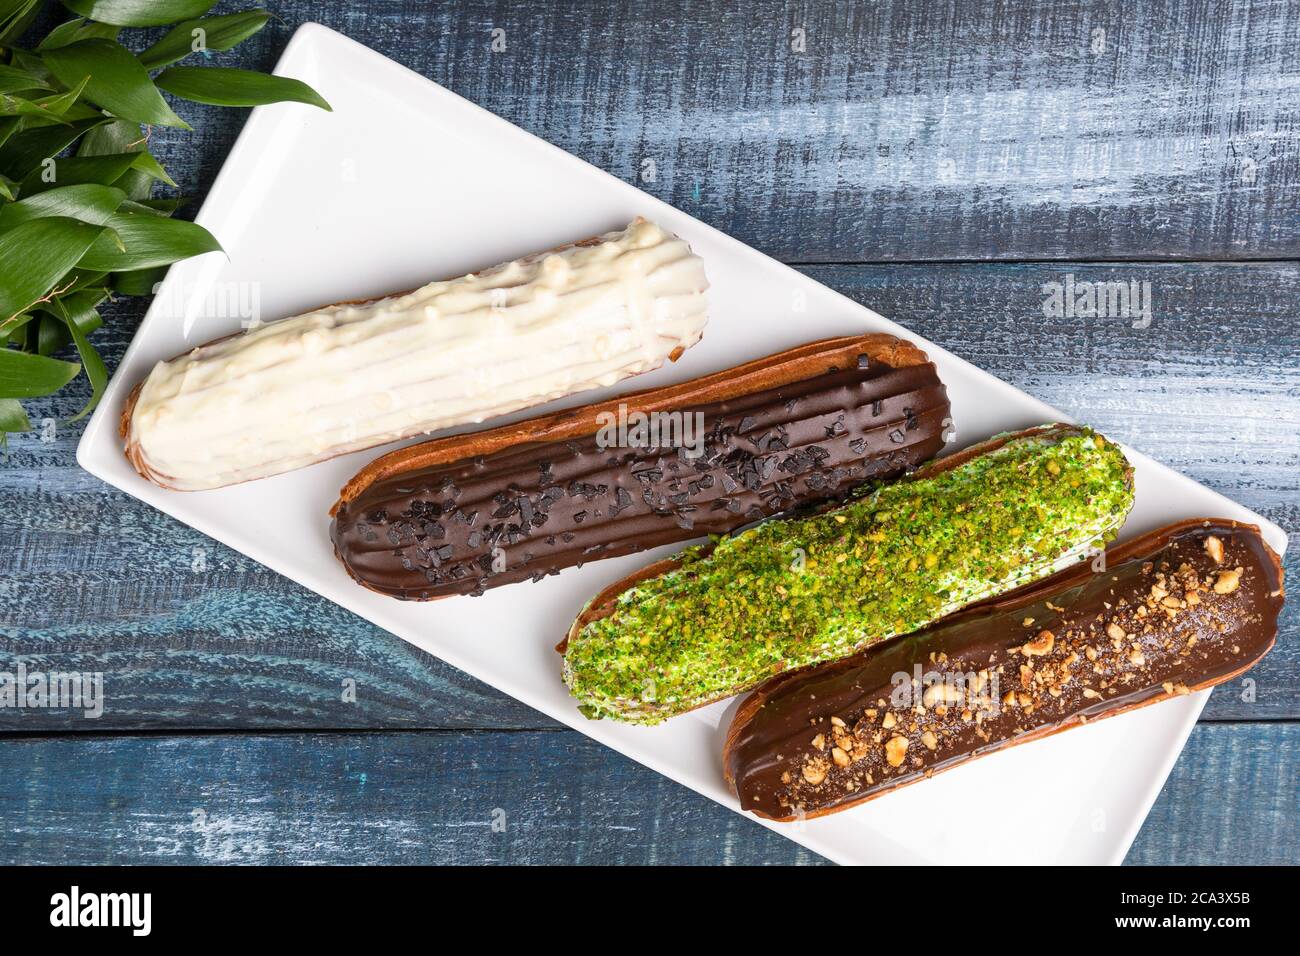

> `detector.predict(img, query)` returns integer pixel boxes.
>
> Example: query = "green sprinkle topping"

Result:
[563,426,1135,725]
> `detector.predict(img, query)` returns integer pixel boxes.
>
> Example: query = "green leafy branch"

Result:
[0,0,329,439]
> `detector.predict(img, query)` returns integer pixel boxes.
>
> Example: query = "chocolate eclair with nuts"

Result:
[331,334,950,599]
[724,519,1284,821]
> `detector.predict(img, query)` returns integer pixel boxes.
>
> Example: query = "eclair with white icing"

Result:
[120,218,709,491]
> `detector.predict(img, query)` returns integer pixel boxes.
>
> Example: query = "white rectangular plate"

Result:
[78,24,1286,865]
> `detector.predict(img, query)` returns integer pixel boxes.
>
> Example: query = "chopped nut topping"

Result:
[802,762,826,785]
[811,733,826,751]
[1213,568,1242,594]
[1204,535,1224,564]
[1021,630,1055,656]
[884,736,909,767]
[1106,622,1126,641]
[921,731,938,751]
[1128,648,1146,667]
[831,746,851,768]
[922,683,964,708]
[881,712,897,730]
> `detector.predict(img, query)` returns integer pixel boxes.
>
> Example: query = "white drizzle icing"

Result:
[128,218,709,490]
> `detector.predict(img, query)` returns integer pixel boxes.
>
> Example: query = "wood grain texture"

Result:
[0,723,1291,865]
[93,0,1300,263]
[2,263,1295,731]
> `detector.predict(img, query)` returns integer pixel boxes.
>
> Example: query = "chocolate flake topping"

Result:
[333,360,949,599]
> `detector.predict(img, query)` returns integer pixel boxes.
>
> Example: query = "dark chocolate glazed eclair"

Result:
[331,334,950,599]
[724,519,1284,821]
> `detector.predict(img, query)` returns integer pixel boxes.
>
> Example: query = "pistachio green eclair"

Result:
[561,423,1135,724]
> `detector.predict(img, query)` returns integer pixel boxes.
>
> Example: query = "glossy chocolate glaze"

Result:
[332,360,948,599]
[726,520,1284,820]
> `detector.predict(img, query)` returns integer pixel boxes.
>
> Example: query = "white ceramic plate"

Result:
[78,24,1286,865]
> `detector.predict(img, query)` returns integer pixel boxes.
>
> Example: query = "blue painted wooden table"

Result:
[2,0,1297,865]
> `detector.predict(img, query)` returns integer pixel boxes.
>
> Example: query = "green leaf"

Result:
[55,297,106,418]
[140,10,272,70]
[41,39,190,129]
[37,15,119,48]
[0,93,72,124]
[0,0,35,19]
[123,196,186,215]
[0,75,90,123]
[0,63,51,95]
[60,0,217,28]
[17,100,102,128]
[36,313,71,355]
[155,67,331,111]
[0,116,107,180]
[63,266,109,287]
[36,15,89,49]
[0,182,126,230]
[16,152,170,198]
[37,287,106,329]
[78,210,221,272]
[0,347,81,400]
[0,0,39,45]
[7,49,55,86]
[0,118,20,152]
[77,116,143,155]
[0,312,35,342]
[75,120,169,200]
[117,198,170,216]
[31,73,93,116]
[75,22,122,42]
[0,397,31,433]
[18,151,140,194]
[0,172,14,200]
[0,216,105,322]
[112,164,153,200]
[112,263,169,294]
[123,147,175,186]
[30,284,110,362]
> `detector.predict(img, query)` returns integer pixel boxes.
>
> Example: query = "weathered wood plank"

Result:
[1125,722,1299,865]
[27,0,1300,262]
[0,723,1291,865]
[3,261,1294,731]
